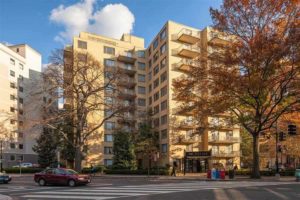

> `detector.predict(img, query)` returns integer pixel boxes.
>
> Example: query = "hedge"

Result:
[3,168,44,174]
[228,169,296,176]
[104,169,170,175]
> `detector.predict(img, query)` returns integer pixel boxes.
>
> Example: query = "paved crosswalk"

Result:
[21,181,298,200]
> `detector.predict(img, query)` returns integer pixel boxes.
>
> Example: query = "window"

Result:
[148,72,152,81]
[104,147,113,154]
[137,50,145,58]
[154,92,159,101]
[161,115,167,125]
[10,119,15,124]
[148,60,152,69]
[19,144,23,149]
[148,47,152,56]
[19,86,23,92]
[104,121,115,130]
[160,43,166,55]
[138,98,146,106]
[160,28,166,40]
[148,97,152,105]
[10,94,15,100]
[10,58,15,65]
[138,86,146,94]
[105,97,114,104]
[78,40,87,49]
[160,71,167,83]
[124,63,134,70]
[10,82,16,88]
[10,143,16,149]
[104,46,115,55]
[19,109,23,115]
[104,134,113,142]
[148,84,152,92]
[10,107,15,112]
[161,144,168,153]
[105,84,114,93]
[10,155,15,161]
[153,118,160,127]
[125,51,133,57]
[104,110,113,117]
[161,129,167,139]
[18,132,23,138]
[138,62,145,70]
[154,78,159,89]
[19,121,23,126]
[104,159,113,166]
[161,100,167,111]
[19,98,23,104]
[19,75,23,81]
[19,63,24,70]
[78,53,87,62]
[18,155,24,161]
[161,86,167,97]
[138,74,146,82]
[16,48,19,53]
[153,65,159,75]
[153,105,159,114]
[160,57,166,69]
[153,38,159,49]
[104,59,115,67]
[10,70,15,77]
[153,52,159,63]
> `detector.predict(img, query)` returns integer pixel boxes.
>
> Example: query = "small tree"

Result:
[112,131,136,169]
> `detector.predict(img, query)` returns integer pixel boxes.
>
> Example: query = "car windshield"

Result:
[66,169,78,175]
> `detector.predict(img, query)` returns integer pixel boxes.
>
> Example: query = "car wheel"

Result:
[68,179,76,187]
[38,178,46,186]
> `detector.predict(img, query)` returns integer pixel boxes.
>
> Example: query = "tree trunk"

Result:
[74,146,82,172]
[251,134,260,178]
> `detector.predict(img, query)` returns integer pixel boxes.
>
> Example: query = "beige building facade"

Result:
[68,21,241,171]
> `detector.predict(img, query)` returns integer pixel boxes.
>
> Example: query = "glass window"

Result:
[161,129,167,139]
[160,28,166,40]
[160,71,167,83]
[10,70,15,77]
[161,100,167,111]
[105,84,114,93]
[154,92,159,101]
[148,72,152,81]
[137,50,145,58]
[10,94,15,100]
[124,63,134,70]
[104,121,115,130]
[105,97,114,104]
[19,144,23,149]
[138,74,146,82]
[138,98,146,106]
[153,52,159,63]
[19,63,24,70]
[160,43,166,55]
[153,118,160,127]
[138,62,146,70]
[148,84,152,92]
[19,86,23,92]
[160,57,166,69]
[104,134,113,142]
[153,38,159,50]
[161,115,167,125]
[138,86,146,94]
[153,105,159,114]
[154,78,159,89]
[10,82,16,88]
[148,47,152,56]
[78,40,87,49]
[104,147,113,154]
[161,144,168,153]
[161,86,167,96]
[19,109,23,115]
[10,143,15,149]
[18,132,24,138]
[153,65,159,75]
[104,159,113,166]
[10,107,15,112]
[104,59,115,67]
[104,46,115,55]
[10,58,15,65]
[19,98,23,104]
[10,155,16,161]
[104,110,113,117]
[148,97,152,105]
[148,60,152,69]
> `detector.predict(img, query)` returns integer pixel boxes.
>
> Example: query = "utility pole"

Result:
[0,140,3,172]
[275,120,280,178]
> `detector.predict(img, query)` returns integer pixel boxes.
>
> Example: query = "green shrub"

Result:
[4,167,44,174]
[226,169,295,176]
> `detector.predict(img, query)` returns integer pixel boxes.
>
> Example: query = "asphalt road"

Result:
[1,176,300,200]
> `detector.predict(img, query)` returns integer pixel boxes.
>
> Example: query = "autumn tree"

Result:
[40,49,132,171]
[173,0,300,178]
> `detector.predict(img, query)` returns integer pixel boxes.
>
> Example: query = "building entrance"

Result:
[183,151,211,173]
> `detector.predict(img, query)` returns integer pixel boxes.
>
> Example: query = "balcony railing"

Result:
[176,28,201,44]
[172,107,194,116]
[173,135,198,145]
[172,58,199,73]
[208,136,240,144]
[117,113,136,124]
[176,121,197,130]
[117,78,136,88]
[117,52,136,64]
[118,89,136,99]
[118,65,136,75]
[211,151,240,158]
[172,44,200,58]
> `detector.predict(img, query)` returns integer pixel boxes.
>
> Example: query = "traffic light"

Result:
[288,124,297,135]
[279,132,286,141]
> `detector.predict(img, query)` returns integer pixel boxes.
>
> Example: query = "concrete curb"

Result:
[0,195,12,200]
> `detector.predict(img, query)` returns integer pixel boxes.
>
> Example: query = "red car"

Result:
[34,168,91,187]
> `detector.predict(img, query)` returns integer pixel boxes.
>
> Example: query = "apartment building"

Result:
[67,21,240,171]
[0,43,43,167]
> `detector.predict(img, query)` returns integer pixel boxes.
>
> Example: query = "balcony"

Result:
[209,136,240,144]
[118,89,136,100]
[172,59,199,73]
[172,44,200,58]
[172,107,194,116]
[173,135,197,145]
[118,65,136,76]
[176,28,201,44]
[117,52,136,64]
[176,121,197,130]
[117,113,136,124]
[117,78,136,89]
[211,151,240,158]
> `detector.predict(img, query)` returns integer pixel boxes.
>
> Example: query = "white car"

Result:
[12,163,33,168]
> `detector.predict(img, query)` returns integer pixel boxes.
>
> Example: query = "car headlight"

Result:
[78,177,85,180]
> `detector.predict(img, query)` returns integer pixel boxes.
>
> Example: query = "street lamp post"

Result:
[0,140,3,172]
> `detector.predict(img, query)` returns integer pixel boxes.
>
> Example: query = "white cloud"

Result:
[50,0,135,44]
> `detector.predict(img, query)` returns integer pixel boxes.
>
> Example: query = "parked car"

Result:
[0,172,12,184]
[34,168,91,187]
[12,162,33,168]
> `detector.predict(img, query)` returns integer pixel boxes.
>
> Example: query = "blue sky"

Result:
[0,0,222,64]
